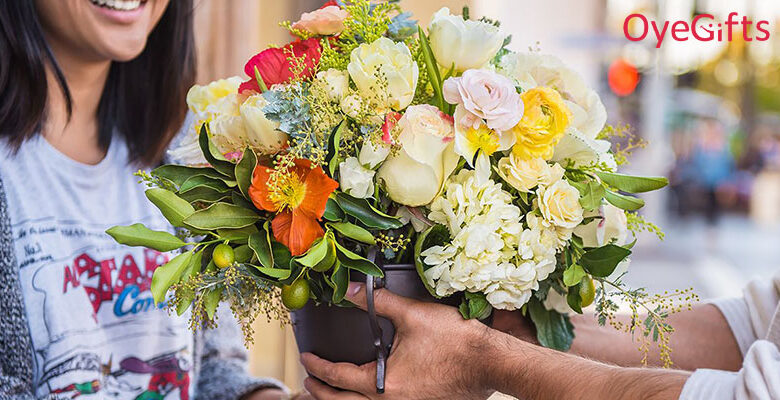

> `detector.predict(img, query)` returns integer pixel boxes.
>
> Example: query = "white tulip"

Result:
[428,7,506,72]
[239,94,286,154]
[347,37,418,111]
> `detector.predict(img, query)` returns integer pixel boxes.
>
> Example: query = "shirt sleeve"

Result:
[680,340,780,400]
[194,305,288,400]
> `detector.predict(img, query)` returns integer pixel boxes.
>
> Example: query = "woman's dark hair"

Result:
[0,1,196,166]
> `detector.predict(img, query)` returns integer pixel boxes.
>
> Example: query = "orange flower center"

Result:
[270,172,307,211]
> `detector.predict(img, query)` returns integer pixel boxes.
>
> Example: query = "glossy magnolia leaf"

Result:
[235,148,257,199]
[458,292,492,320]
[333,241,383,277]
[604,189,645,211]
[179,175,230,194]
[596,171,668,193]
[328,222,375,245]
[152,164,225,188]
[323,198,344,221]
[178,187,231,204]
[528,298,575,351]
[198,124,235,177]
[248,264,292,279]
[331,263,349,303]
[204,286,224,320]
[248,222,274,269]
[562,264,587,287]
[572,180,605,211]
[151,250,193,305]
[334,192,403,230]
[326,120,346,177]
[106,223,187,252]
[579,244,631,278]
[413,224,449,298]
[183,203,261,230]
[566,284,583,314]
[145,188,195,228]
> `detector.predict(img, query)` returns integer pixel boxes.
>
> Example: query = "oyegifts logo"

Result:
[623,12,770,48]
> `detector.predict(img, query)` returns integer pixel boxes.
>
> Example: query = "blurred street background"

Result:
[190,0,780,391]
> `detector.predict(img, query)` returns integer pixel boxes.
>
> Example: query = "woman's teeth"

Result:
[89,0,143,11]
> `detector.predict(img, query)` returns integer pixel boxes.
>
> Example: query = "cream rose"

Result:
[428,7,506,72]
[573,204,628,248]
[347,37,419,111]
[443,69,523,132]
[377,105,459,206]
[316,68,349,102]
[536,179,584,229]
[239,94,287,154]
[291,5,349,36]
[338,157,375,198]
[497,155,565,192]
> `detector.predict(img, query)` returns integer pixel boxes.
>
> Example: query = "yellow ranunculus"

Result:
[497,155,564,193]
[186,77,243,115]
[510,87,570,161]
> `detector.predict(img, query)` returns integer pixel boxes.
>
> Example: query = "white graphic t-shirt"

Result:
[0,136,194,399]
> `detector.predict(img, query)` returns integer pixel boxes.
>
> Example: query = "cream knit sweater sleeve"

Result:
[680,273,780,400]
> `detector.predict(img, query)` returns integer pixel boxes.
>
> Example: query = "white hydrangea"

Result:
[420,169,560,310]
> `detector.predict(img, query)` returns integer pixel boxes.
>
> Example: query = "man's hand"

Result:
[300,282,498,399]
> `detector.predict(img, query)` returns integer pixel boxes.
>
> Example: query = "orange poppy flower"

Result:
[249,159,339,256]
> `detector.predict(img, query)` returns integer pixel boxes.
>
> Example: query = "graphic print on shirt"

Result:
[14,216,193,399]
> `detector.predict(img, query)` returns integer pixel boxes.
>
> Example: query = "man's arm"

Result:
[301,283,693,400]
[492,304,743,371]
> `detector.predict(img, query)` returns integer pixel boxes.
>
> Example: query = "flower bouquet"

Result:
[108,0,691,377]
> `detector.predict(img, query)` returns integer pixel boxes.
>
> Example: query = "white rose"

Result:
[377,105,459,206]
[428,7,506,72]
[338,157,375,198]
[358,140,391,169]
[536,179,584,230]
[497,155,565,192]
[316,68,349,102]
[239,94,287,154]
[347,37,419,111]
[573,204,628,248]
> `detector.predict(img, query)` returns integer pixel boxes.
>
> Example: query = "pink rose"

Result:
[292,5,349,36]
[443,69,524,132]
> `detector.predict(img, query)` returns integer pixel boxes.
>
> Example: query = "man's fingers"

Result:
[300,353,374,394]
[345,282,418,324]
[303,378,369,400]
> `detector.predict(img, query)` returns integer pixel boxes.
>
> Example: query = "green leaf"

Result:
[235,149,257,199]
[183,203,261,230]
[151,251,193,305]
[579,244,632,277]
[204,286,223,320]
[178,187,231,203]
[566,284,583,314]
[152,165,225,188]
[458,292,493,320]
[418,25,444,110]
[296,235,332,268]
[248,264,292,279]
[179,175,230,194]
[326,120,346,177]
[248,222,274,268]
[333,241,383,277]
[233,244,254,263]
[331,263,349,303]
[198,124,236,177]
[596,171,668,193]
[323,198,344,221]
[145,188,195,228]
[563,264,587,287]
[334,192,403,230]
[231,191,257,210]
[528,298,575,351]
[176,250,203,315]
[604,189,645,211]
[106,223,187,252]
[254,65,269,92]
[216,224,259,243]
[572,180,605,211]
[414,224,449,298]
[328,222,375,245]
